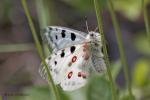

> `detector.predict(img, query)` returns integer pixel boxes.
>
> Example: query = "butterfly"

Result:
[39,26,106,91]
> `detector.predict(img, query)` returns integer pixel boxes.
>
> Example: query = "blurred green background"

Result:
[0,0,150,100]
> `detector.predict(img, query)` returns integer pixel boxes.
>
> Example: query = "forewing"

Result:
[42,26,87,52]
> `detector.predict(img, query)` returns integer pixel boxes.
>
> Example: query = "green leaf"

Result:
[22,86,53,100]
[62,0,107,12]
[134,33,150,55]
[119,89,135,100]
[132,59,150,87]
[86,76,112,100]
[111,60,122,79]
[113,0,150,21]
[0,96,2,100]
[17,86,70,100]
[121,95,135,100]
[0,44,34,53]
[57,87,70,100]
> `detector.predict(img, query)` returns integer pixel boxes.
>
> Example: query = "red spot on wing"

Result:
[72,56,77,63]
[78,72,82,77]
[82,74,87,79]
[68,71,73,79]
[78,72,87,79]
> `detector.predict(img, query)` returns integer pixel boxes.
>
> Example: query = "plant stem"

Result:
[36,0,56,28]
[142,0,150,46]
[107,0,134,99]
[93,0,118,100]
[21,0,61,100]
[0,43,34,52]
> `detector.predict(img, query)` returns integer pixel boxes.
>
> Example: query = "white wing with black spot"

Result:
[41,26,87,52]
[39,43,91,91]
[39,46,76,84]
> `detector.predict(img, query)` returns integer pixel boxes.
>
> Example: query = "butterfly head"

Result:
[87,31,101,42]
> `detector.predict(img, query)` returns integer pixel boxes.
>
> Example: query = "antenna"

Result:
[85,16,89,32]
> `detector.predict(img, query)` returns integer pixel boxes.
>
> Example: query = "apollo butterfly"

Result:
[39,26,106,91]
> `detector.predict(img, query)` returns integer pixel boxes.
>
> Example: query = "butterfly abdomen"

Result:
[90,41,106,74]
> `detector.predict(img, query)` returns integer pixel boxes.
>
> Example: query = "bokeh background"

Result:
[0,0,150,100]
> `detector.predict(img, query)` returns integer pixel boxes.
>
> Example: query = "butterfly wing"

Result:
[39,45,77,84]
[39,54,64,84]
[60,67,88,91]
[42,26,87,52]
[60,43,91,91]
[39,43,91,90]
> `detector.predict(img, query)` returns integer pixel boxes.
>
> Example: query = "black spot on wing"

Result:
[60,50,65,57]
[61,30,66,38]
[70,46,76,53]
[71,33,76,41]
[48,56,51,60]
[49,27,52,30]
[55,35,58,40]
[54,61,57,65]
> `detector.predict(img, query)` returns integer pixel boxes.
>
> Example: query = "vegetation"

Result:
[0,0,150,100]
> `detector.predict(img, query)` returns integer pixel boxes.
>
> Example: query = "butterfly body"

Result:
[39,26,106,91]
[88,32,106,73]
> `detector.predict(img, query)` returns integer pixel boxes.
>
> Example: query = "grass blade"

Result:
[0,43,34,53]
[107,0,134,99]
[93,0,118,100]
[142,0,150,45]
[21,0,61,100]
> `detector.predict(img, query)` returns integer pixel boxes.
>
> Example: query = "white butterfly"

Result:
[39,26,106,91]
